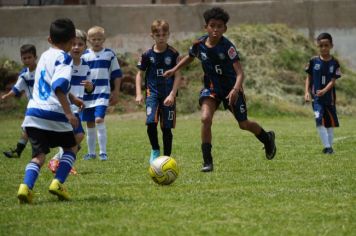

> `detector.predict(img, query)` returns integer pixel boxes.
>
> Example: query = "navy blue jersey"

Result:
[305,56,341,105]
[137,46,179,97]
[189,35,240,97]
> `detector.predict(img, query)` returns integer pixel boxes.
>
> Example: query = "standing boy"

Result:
[81,26,122,161]
[17,18,78,203]
[304,32,341,154]
[164,7,276,172]
[135,20,181,163]
[2,44,37,158]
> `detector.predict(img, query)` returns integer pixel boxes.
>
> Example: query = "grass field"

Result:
[0,112,355,236]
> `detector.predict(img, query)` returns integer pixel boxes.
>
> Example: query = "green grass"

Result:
[0,113,355,235]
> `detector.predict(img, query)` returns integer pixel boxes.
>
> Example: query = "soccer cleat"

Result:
[149,150,160,164]
[201,163,213,172]
[99,153,108,161]
[3,149,19,158]
[83,153,96,160]
[323,147,334,154]
[264,131,276,160]
[48,159,59,174]
[17,184,33,204]
[48,179,70,201]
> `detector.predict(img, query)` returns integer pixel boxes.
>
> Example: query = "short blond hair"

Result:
[88,26,105,37]
[75,29,87,43]
[151,20,169,34]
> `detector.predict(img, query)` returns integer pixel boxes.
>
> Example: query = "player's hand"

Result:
[72,96,85,110]
[226,88,239,106]
[135,94,143,105]
[316,89,326,97]
[81,80,94,92]
[304,93,311,102]
[66,113,79,129]
[163,69,175,78]
[109,91,119,106]
[164,94,175,107]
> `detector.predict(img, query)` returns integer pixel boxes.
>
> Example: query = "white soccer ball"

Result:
[148,156,179,185]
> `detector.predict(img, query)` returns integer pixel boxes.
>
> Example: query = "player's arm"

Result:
[304,75,312,102]
[164,70,182,106]
[316,78,336,97]
[56,89,78,128]
[163,55,194,78]
[1,90,16,100]
[135,70,144,105]
[68,92,84,110]
[226,60,244,106]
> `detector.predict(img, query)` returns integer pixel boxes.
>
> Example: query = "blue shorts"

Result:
[146,95,176,129]
[312,102,339,127]
[199,88,248,122]
[73,113,85,135]
[81,106,107,122]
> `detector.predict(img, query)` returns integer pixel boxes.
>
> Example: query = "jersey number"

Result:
[321,76,326,85]
[215,65,222,75]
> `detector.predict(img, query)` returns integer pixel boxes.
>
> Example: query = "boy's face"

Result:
[205,19,226,41]
[21,52,36,68]
[317,39,333,57]
[151,29,169,46]
[71,37,86,59]
[88,32,105,52]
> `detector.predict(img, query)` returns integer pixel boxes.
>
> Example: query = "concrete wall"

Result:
[0,0,355,67]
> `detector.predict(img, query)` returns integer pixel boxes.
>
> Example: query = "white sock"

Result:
[53,147,63,160]
[87,127,97,155]
[97,122,107,154]
[317,126,330,148]
[326,128,334,147]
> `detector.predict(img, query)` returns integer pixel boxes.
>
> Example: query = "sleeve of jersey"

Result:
[12,75,26,96]
[51,55,72,94]
[334,61,342,79]
[305,59,313,75]
[110,55,123,81]
[136,52,148,71]
[227,45,240,63]
[188,44,198,58]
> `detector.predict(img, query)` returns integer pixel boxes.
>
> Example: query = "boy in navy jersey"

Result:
[304,32,341,154]
[164,7,276,172]
[136,20,181,163]
[2,44,37,158]
[17,18,78,203]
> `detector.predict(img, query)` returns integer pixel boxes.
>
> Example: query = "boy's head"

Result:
[151,20,170,45]
[20,44,37,69]
[87,26,105,52]
[316,32,333,57]
[203,7,229,41]
[49,18,76,52]
[203,7,230,25]
[71,29,87,60]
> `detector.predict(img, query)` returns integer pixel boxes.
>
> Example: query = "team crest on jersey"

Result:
[219,53,225,60]
[335,67,341,76]
[200,52,208,60]
[314,64,320,70]
[329,65,334,73]
[228,46,237,59]
[164,56,172,65]
[147,106,152,116]
[240,104,246,113]
[150,57,155,63]
[314,111,320,118]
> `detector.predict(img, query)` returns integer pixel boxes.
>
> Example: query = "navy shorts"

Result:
[73,113,85,135]
[312,101,339,127]
[146,95,176,129]
[25,127,76,157]
[81,105,107,122]
[199,88,248,122]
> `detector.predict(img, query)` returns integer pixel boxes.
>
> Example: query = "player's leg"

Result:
[95,106,108,161]
[200,97,217,172]
[161,99,176,157]
[323,105,339,154]
[146,97,160,163]
[229,92,276,160]
[3,130,28,158]
[82,107,97,160]
[313,102,332,154]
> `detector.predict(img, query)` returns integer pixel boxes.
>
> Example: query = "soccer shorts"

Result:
[199,88,248,122]
[81,105,107,122]
[312,102,339,127]
[146,95,176,129]
[25,127,76,157]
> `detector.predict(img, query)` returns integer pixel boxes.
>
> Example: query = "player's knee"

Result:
[95,117,104,124]
[238,120,249,130]
[201,115,212,126]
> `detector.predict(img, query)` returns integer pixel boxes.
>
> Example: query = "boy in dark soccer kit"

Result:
[164,7,276,172]
[135,19,181,163]
[304,32,341,154]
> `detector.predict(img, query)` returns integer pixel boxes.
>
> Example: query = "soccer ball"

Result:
[148,156,179,185]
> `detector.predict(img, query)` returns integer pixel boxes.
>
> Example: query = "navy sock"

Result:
[162,128,173,156]
[256,128,269,145]
[55,151,76,183]
[147,123,159,150]
[23,162,40,189]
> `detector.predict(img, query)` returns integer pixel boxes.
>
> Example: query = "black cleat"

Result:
[201,163,213,172]
[3,149,19,158]
[264,131,276,160]
[323,147,334,154]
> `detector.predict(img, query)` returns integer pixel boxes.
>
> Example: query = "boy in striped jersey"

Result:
[17,18,77,203]
[81,26,122,161]
[2,44,37,158]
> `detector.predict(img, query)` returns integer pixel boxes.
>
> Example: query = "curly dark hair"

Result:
[203,7,230,25]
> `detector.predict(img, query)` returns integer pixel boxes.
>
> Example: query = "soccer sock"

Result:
[55,151,76,184]
[162,128,173,156]
[317,126,330,148]
[255,128,269,145]
[201,143,213,165]
[87,127,97,155]
[53,147,64,160]
[15,138,28,155]
[147,123,160,150]
[326,128,334,147]
[97,122,107,154]
[23,162,40,189]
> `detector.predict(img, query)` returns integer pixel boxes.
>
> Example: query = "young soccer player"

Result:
[81,26,122,161]
[48,29,94,174]
[304,32,341,154]
[2,44,37,158]
[164,7,276,172]
[135,19,181,163]
[17,18,78,203]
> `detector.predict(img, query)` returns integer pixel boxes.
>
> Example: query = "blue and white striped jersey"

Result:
[81,48,122,108]
[22,47,74,132]
[70,58,90,113]
[12,67,35,100]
